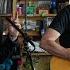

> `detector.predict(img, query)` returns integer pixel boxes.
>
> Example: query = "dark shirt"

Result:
[0,35,20,63]
[49,5,70,48]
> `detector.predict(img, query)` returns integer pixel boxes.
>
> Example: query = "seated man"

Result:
[0,18,21,70]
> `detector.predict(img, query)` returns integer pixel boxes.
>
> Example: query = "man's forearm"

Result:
[40,40,70,60]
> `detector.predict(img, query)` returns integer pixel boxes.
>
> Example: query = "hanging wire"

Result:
[24,0,27,32]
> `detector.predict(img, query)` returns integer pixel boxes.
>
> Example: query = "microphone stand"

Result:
[6,17,35,70]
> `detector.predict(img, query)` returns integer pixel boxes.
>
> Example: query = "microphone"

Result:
[5,17,35,52]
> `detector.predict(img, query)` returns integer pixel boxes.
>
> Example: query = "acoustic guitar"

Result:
[50,56,70,70]
[50,39,70,70]
[50,48,70,70]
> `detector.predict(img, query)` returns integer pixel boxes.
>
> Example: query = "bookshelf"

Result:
[0,0,69,50]
[11,0,57,39]
[0,0,69,70]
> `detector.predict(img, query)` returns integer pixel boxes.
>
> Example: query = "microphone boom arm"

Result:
[6,17,35,52]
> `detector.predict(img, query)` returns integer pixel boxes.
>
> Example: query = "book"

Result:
[0,0,13,15]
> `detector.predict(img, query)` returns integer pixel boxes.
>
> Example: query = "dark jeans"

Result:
[0,58,13,70]
[10,59,18,70]
[0,59,18,70]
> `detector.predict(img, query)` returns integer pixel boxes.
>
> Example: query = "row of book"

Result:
[0,0,13,15]
[16,0,51,16]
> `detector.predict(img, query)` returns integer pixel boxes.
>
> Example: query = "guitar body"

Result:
[50,56,70,70]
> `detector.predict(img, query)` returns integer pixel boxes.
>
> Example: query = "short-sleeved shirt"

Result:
[49,5,70,48]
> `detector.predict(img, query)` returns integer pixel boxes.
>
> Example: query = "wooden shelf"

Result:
[31,52,51,56]
[27,31,39,36]
[19,31,39,37]
[22,52,51,56]
[18,14,56,20]
[0,14,12,17]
